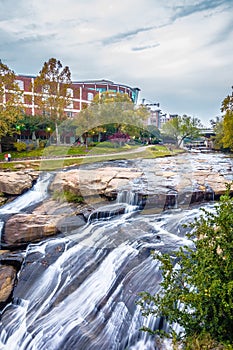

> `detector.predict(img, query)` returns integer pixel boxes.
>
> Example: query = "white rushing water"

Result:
[1,152,232,349]
[0,201,212,350]
[0,172,53,215]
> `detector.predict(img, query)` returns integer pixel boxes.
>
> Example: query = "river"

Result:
[0,152,232,350]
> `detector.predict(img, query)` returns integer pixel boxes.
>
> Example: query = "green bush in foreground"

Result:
[138,185,233,348]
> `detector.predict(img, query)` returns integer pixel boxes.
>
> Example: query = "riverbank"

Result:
[0,144,183,171]
[1,151,232,249]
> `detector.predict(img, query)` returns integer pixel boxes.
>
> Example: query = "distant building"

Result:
[145,105,178,130]
[146,108,161,128]
[7,75,140,118]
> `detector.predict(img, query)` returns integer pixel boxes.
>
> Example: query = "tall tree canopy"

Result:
[34,58,72,144]
[162,115,202,147]
[73,92,150,143]
[0,60,24,151]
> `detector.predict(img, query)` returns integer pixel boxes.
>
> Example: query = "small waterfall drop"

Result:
[0,172,54,244]
[0,172,53,215]
[88,189,141,223]
[116,190,141,213]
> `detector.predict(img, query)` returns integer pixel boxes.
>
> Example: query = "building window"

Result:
[67,88,73,97]
[87,92,94,101]
[96,87,106,92]
[67,100,74,109]
[15,80,24,90]
[131,91,136,102]
[18,93,24,103]
[42,84,50,94]
[66,111,73,118]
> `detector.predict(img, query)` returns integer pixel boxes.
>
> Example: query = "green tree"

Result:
[0,60,24,152]
[146,125,161,141]
[34,58,72,144]
[17,114,54,139]
[210,117,226,151]
[221,91,233,151]
[162,115,202,147]
[138,186,233,347]
[73,92,149,146]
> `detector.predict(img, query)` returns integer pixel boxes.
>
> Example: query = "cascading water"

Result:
[0,172,53,215]
[0,153,232,349]
[0,196,208,350]
[116,190,141,211]
[0,172,53,245]
[88,189,141,223]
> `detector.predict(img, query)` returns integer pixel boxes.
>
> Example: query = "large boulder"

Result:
[0,171,39,195]
[0,265,17,303]
[50,167,143,201]
[2,214,62,248]
[2,212,87,248]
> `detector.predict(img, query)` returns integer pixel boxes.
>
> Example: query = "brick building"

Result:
[12,75,140,118]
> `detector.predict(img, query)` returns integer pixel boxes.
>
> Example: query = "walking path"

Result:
[0,145,152,164]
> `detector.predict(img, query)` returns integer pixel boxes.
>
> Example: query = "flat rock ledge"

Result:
[49,165,233,212]
[50,167,143,202]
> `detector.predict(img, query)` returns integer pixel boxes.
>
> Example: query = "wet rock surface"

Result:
[49,153,233,212]
[2,214,63,248]
[0,265,17,303]
[50,167,143,200]
[0,250,25,269]
[0,170,39,195]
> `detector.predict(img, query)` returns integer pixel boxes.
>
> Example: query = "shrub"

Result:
[53,190,84,204]
[27,143,35,151]
[39,140,47,149]
[64,191,84,204]
[13,141,27,152]
[138,184,233,346]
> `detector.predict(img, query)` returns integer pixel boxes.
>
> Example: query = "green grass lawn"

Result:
[0,145,88,161]
[0,143,139,161]
[0,144,183,171]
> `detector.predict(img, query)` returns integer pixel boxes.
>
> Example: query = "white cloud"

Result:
[1,0,233,123]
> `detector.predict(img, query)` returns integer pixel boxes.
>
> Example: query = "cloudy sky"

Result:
[1,0,233,125]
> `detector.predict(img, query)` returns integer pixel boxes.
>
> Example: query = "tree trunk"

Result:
[178,136,186,148]
[55,123,60,145]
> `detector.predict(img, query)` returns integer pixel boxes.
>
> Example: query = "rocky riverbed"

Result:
[0,152,233,305]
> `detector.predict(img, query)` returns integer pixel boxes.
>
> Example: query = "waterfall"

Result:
[0,200,202,350]
[88,189,141,223]
[0,172,54,245]
[1,152,232,349]
[116,190,139,206]
[0,221,4,239]
[0,172,53,215]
